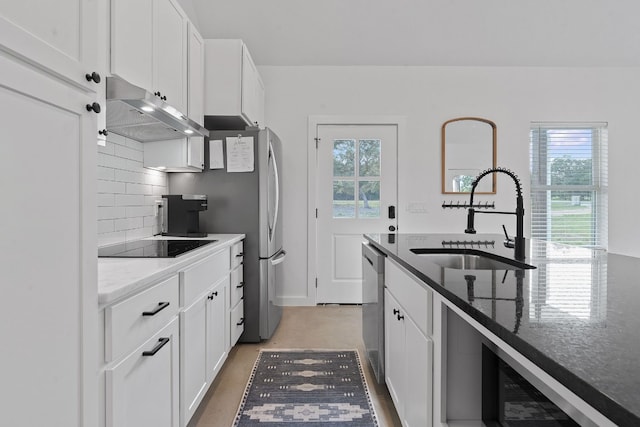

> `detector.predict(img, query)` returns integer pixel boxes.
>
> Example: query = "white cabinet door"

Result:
[106,318,179,427]
[384,290,405,414]
[241,45,264,127]
[154,0,187,114]
[143,138,204,172]
[188,137,205,170]
[204,39,265,128]
[110,0,154,92]
[188,22,204,124]
[404,316,432,427]
[111,0,187,114]
[180,295,208,426]
[0,51,97,427]
[0,0,98,93]
[206,278,229,383]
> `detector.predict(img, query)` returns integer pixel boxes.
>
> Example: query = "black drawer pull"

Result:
[393,308,400,315]
[142,337,170,356]
[397,314,404,321]
[236,252,244,257]
[236,282,245,288]
[236,317,245,326]
[142,301,170,316]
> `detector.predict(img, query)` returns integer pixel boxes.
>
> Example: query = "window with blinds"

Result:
[529,123,608,249]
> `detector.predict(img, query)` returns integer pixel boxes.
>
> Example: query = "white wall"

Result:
[259,65,640,305]
[97,133,168,247]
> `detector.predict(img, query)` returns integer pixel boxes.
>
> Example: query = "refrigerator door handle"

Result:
[270,250,287,266]
[269,141,280,240]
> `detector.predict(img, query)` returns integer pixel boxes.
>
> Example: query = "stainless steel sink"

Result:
[410,249,535,270]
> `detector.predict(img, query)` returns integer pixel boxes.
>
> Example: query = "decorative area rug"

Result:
[233,350,379,426]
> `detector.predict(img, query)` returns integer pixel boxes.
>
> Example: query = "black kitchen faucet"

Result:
[464,167,526,261]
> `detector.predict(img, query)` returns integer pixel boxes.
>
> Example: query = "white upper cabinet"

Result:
[144,138,204,172]
[0,0,99,93]
[188,22,205,126]
[154,0,187,114]
[111,0,187,115]
[204,39,266,129]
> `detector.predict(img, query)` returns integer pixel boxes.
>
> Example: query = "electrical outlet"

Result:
[407,202,428,213]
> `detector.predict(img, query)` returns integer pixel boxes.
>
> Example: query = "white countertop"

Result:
[98,234,245,306]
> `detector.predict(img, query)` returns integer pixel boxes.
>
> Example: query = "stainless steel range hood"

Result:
[106,76,208,142]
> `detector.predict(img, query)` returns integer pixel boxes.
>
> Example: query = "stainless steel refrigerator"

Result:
[168,127,285,342]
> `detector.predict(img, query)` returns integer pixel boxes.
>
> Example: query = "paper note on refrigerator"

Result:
[209,139,225,169]
[226,136,254,172]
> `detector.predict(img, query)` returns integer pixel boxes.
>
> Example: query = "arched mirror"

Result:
[441,117,496,194]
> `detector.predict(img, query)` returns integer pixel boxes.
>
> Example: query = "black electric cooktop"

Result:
[98,239,217,258]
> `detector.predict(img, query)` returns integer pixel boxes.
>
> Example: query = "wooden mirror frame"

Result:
[441,117,497,194]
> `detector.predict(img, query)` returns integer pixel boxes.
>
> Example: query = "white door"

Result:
[316,124,398,303]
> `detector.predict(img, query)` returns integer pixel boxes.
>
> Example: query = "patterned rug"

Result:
[233,350,379,426]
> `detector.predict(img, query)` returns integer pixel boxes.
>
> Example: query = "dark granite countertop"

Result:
[365,233,639,426]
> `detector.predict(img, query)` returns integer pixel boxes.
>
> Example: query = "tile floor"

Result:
[188,305,402,427]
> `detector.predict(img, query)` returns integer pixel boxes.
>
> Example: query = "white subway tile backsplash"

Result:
[98,152,131,170]
[97,135,168,246]
[97,193,115,207]
[125,138,143,151]
[125,205,155,218]
[98,141,115,155]
[97,166,115,181]
[106,132,126,146]
[126,183,153,195]
[98,231,126,247]
[126,227,154,242]
[97,179,126,194]
[115,194,146,207]
[98,220,115,234]
[115,144,143,162]
[114,169,145,184]
[115,217,144,232]
[98,206,126,220]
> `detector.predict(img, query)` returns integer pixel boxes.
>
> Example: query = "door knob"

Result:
[389,225,396,232]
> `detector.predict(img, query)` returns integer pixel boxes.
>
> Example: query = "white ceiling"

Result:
[183,0,640,67]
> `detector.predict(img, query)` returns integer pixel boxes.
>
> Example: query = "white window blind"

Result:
[529,122,608,249]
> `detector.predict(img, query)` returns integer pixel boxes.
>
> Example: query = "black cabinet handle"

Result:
[142,301,170,316]
[397,313,404,321]
[236,252,244,257]
[236,318,245,326]
[161,95,167,101]
[393,308,400,315]
[207,291,219,300]
[236,282,245,288]
[154,91,161,97]
[86,102,101,113]
[85,72,101,84]
[99,129,108,136]
[142,337,170,356]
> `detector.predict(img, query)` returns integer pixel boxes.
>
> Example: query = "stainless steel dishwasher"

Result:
[362,242,386,384]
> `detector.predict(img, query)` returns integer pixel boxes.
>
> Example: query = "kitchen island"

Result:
[365,233,639,426]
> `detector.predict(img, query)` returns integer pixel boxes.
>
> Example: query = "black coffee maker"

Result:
[161,194,208,237]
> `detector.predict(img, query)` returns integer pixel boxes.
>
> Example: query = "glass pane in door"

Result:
[333,180,355,218]
[358,181,380,218]
[358,139,381,177]
[333,140,355,177]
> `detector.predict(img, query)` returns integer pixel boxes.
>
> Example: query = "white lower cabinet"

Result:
[179,246,233,427]
[106,317,180,427]
[101,238,245,427]
[385,259,433,427]
[206,278,230,382]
